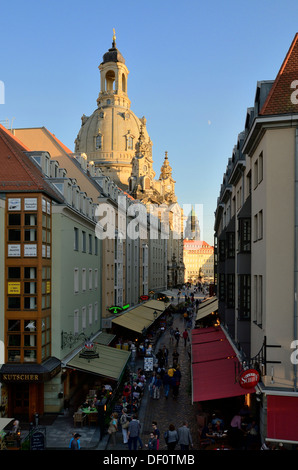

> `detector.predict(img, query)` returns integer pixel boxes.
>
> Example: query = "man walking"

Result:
[182,329,189,347]
[177,421,193,450]
[128,414,141,450]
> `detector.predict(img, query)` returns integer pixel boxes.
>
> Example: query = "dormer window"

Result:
[126,133,134,150]
[95,134,102,150]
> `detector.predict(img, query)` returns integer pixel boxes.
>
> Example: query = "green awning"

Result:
[66,344,131,381]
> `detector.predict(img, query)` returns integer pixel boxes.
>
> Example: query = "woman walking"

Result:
[164,424,178,450]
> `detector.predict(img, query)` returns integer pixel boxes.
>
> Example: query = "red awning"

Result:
[267,395,298,443]
[192,326,256,402]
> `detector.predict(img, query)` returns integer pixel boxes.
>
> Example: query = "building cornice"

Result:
[243,113,298,156]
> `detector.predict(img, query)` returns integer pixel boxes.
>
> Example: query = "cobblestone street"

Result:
[107,299,201,451]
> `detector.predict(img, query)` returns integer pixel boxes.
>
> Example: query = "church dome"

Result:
[102,42,125,65]
[74,32,152,189]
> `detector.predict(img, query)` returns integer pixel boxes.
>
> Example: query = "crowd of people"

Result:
[106,290,198,450]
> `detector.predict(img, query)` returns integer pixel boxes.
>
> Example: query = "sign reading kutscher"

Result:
[239,368,260,389]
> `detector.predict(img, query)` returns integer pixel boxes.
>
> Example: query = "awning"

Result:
[192,326,256,403]
[0,357,61,383]
[144,299,169,311]
[195,297,218,322]
[112,300,167,333]
[267,395,298,443]
[66,344,131,381]
[0,418,14,432]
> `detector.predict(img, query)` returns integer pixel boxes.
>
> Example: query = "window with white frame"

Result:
[88,304,92,325]
[94,302,98,322]
[94,269,98,289]
[82,268,86,292]
[89,268,92,290]
[74,268,79,294]
[82,306,86,330]
[74,309,79,334]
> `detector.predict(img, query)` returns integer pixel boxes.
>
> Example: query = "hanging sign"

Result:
[239,369,260,389]
[140,295,149,301]
[108,304,130,315]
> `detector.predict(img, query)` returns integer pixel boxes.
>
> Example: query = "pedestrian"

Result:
[145,432,157,450]
[174,328,180,347]
[172,349,179,367]
[169,327,175,344]
[128,414,141,450]
[177,421,193,450]
[172,365,181,398]
[120,408,129,445]
[164,424,179,450]
[108,412,118,446]
[162,370,171,399]
[152,421,160,450]
[70,432,81,450]
[162,345,169,366]
[153,375,162,399]
[149,371,157,398]
[182,329,189,347]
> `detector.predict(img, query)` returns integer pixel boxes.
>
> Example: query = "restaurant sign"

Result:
[239,368,260,389]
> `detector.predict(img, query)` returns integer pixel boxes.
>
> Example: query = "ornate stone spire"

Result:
[160,151,172,179]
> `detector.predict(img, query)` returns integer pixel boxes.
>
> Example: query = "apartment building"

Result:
[214,34,298,445]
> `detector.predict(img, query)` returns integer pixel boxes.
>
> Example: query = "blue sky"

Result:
[1,0,298,244]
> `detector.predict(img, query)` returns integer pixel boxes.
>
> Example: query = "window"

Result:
[96,134,102,150]
[89,269,92,290]
[82,268,86,292]
[94,269,98,289]
[82,307,86,330]
[238,274,251,319]
[94,237,98,256]
[74,268,79,294]
[82,231,86,252]
[227,274,235,308]
[94,302,98,322]
[258,210,263,240]
[219,273,225,301]
[74,227,79,251]
[88,304,92,325]
[89,234,92,254]
[127,135,134,150]
[238,218,251,252]
[254,211,263,242]
[74,309,79,334]
[253,275,263,326]
[226,232,235,258]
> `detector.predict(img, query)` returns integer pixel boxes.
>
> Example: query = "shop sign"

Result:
[8,282,21,294]
[140,295,149,301]
[108,304,130,315]
[30,430,45,450]
[239,368,260,389]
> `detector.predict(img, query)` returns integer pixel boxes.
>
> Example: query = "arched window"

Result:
[122,74,126,93]
[127,135,134,150]
[95,134,102,150]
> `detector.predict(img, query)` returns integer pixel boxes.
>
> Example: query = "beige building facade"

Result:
[214,34,298,446]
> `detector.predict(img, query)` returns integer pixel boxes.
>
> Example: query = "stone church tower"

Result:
[74,32,184,286]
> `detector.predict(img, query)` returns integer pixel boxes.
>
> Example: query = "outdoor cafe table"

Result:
[81,407,98,414]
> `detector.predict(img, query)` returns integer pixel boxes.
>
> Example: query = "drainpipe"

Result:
[294,127,298,392]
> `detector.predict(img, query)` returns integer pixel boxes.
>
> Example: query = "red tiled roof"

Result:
[0,124,62,201]
[260,33,298,115]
